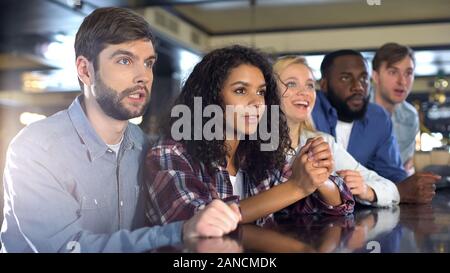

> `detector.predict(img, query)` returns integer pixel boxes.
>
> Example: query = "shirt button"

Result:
[120,201,123,207]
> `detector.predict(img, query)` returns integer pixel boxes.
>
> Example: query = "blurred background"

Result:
[0,0,449,223]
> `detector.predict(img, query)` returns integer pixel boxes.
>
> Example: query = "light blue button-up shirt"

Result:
[392,101,419,164]
[370,92,419,164]
[1,96,183,252]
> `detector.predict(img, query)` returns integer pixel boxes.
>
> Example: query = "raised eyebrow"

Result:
[339,72,352,76]
[387,65,400,71]
[283,76,298,81]
[230,81,250,87]
[110,50,136,59]
[145,54,157,62]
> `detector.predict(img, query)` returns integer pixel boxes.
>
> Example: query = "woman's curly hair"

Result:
[161,45,291,183]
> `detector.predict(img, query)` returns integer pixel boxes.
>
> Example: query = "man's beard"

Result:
[94,74,150,121]
[326,84,369,122]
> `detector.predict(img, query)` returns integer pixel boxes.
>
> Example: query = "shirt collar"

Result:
[393,102,409,122]
[369,89,376,104]
[68,95,141,161]
[317,91,337,118]
[123,123,143,151]
[357,109,370,126]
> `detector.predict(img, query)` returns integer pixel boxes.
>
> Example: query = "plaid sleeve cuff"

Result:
[291,175,355,216]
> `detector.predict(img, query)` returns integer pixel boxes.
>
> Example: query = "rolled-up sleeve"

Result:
[290,175,355,216]
[279,166,354,217]
[1,135,183,253]
[355,165,400,207]
[331,138,400,207]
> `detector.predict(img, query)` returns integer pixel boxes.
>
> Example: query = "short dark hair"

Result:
[320,49,365,79]
[372,42,415,71]
[74,7,155,89]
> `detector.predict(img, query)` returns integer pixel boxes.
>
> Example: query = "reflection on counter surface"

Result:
[153,188,450,253]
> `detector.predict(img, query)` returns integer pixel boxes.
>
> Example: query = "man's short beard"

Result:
[326,84,369,122]
[94,73,149,121]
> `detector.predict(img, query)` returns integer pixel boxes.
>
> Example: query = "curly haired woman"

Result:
[144,45,353,227]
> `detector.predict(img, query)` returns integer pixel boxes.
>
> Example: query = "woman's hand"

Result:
[306,136,334,175]
[336,170,375,202]
[289,137,333,195]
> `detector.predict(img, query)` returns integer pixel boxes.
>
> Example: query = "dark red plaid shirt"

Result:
[145,139,354,226]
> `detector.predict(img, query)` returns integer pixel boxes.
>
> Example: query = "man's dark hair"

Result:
[74,7,155,90]
[320,49,365,79]
[372,42,415,72]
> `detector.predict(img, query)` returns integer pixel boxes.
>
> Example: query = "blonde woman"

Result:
[274,55,399,207]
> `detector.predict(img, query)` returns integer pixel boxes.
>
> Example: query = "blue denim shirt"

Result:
[312,91,407,183]
[1,96,183,252]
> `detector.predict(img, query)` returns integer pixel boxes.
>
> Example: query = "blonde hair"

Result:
[273,55,316,134]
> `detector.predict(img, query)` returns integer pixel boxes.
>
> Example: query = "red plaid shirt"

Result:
[145,139,354,226]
